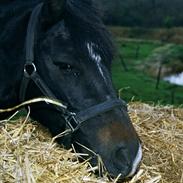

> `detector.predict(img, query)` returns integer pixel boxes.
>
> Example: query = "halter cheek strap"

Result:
[19,3,63,111]
[19,3,127,134]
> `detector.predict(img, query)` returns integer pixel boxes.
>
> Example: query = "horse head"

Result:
[23,0,142,179]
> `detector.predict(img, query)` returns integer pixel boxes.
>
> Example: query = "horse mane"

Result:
[0,0,114,65]
[0,0,39,48]
[64,0,114,65]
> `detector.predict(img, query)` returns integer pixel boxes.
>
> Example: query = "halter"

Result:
[19,3,127,133]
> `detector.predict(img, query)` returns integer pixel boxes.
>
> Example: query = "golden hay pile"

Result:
[0,102,182,183]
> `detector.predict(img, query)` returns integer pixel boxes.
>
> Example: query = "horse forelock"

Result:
[64,0,114,66]
[0,0,114,67]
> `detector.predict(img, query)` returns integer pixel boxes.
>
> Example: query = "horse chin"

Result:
[81,152,133,180]
[74,132,142,180]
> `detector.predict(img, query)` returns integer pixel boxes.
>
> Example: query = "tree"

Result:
[96,0,183,27]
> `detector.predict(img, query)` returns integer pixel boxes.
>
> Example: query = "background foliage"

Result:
[96,0,183,27]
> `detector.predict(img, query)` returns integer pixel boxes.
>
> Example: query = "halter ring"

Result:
[24,63,37,78]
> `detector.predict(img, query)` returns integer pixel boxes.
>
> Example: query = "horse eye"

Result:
[54,62,80,76]
[55,63,73,72]
[62,64,72,71]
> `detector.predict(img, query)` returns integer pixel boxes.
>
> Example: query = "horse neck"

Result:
[0,7,32,111]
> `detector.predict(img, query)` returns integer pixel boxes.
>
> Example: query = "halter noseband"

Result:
[19,3,127,133]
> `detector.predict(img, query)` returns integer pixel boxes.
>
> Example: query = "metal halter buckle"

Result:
[65,112,79,132]
[24,63,37,78]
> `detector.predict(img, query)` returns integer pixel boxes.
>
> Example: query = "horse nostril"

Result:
[112,146,131,175]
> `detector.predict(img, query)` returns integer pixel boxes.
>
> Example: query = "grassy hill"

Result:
[109,26,183,44]
[111,38,183,106]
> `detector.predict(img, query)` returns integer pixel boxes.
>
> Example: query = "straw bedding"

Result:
[0,102,182,183]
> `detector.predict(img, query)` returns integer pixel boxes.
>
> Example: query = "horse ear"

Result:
[43,0,66,25]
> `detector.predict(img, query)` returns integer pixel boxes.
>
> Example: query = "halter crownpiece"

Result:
[19,3,127,133]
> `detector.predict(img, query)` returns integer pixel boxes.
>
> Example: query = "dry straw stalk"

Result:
[0,102,182,183]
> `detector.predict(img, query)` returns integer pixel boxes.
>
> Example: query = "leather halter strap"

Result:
[19,3,127,133]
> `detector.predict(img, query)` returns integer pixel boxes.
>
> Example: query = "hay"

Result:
[128,102,183,183]
[0,102,182,183]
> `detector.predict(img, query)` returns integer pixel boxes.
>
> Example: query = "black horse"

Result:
[0,0,142,179]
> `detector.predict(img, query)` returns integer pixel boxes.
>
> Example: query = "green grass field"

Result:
[112,39,183,106]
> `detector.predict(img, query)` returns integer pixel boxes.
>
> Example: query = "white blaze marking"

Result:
[127,144,142,177]
[87,42,107,82]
